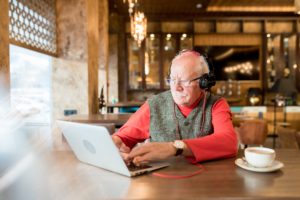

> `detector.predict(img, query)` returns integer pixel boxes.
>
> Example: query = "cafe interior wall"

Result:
[121,21,264,102]
[117,18,300,104]
[51,0,88,149]
[108,34,119,104]
[52,0,110,149]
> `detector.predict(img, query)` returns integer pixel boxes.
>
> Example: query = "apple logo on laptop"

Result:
[83,140,96,154]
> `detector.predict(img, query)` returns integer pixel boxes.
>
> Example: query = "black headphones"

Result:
[198,53,216,90]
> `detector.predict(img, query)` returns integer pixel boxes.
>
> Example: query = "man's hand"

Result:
[111,135,131,163]
[128,142,176,165]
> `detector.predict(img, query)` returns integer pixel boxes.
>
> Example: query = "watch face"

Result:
[174,140,184,149]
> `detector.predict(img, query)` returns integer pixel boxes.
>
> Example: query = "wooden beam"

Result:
[0,0,10,101]
[87,0,100,114]
[194,34,261,46]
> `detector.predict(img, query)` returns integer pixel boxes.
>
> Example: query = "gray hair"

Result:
[198,55,210,75]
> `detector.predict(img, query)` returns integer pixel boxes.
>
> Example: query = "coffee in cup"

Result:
[244,147,276,168]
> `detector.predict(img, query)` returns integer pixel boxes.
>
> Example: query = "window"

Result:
[10,44,52,126]
[9,0,57,55]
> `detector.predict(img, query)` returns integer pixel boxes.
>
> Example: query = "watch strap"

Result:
[175,148,183,156]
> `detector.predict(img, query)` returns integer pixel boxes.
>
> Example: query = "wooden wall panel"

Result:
[125,22,130,33]
[243,21,263,33]
[194,21,214,33]
[207,0,294,12]
[0,0,10,100]
[126,21,161,33]
[216,21,241,33]
[194,34,261,46]
[161,22,193,33]
[147,22,161,33]
[297,20,300,32]
[265,21,294,33]
[126,22,194,33]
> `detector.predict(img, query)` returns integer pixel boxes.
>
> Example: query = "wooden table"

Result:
[1,149,300,199]
[62,112,267,127]
[62,113,132,127]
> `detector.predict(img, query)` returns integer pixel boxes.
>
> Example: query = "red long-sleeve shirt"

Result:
[114,98,238,163]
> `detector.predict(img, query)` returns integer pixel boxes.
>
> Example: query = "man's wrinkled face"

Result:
[169,53,203,106]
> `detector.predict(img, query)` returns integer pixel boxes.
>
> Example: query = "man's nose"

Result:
[174,81,183,91]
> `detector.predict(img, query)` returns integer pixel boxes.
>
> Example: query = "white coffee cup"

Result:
[244,147,276,168]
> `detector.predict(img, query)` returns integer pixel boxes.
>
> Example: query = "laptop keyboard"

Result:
[127,162,152,172]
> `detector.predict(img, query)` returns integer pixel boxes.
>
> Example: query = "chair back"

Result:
[295,132,300,149]
[236,119,268,146]
[277,127,298,149]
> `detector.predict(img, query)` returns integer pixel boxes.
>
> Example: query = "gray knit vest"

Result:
[148,90,221,142]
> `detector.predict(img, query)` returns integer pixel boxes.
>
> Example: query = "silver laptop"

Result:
[57,120,169,177]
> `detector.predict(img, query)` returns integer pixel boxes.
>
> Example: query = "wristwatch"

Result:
[173,140,185,156]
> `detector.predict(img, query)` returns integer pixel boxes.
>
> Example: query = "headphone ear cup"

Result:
[198,54,216,90]
[199,73,216,90]
[208,73,216,88]
[199,74,209,89]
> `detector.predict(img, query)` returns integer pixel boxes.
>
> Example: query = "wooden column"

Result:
[0,0,10,100]
[87,0,100,114]
[296,35,300,91]
[99,0,109,102]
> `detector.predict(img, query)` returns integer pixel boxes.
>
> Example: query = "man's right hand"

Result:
[111,135,131,164]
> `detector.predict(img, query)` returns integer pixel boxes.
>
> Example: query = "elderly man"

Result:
[112,50,237,165]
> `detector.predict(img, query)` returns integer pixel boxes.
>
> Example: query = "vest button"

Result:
[184,121,189,126]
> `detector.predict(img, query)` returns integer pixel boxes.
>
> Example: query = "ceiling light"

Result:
[295,0,300,14]
[124,0,147,46]
[196,3,202,9]
[130,11,147,47]
[293,64,298,69]
[123,0,137,15]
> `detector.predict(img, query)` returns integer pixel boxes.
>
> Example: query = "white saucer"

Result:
[235,158,284,172]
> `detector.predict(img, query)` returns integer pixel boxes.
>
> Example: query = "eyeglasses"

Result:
[166,76,201,87]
